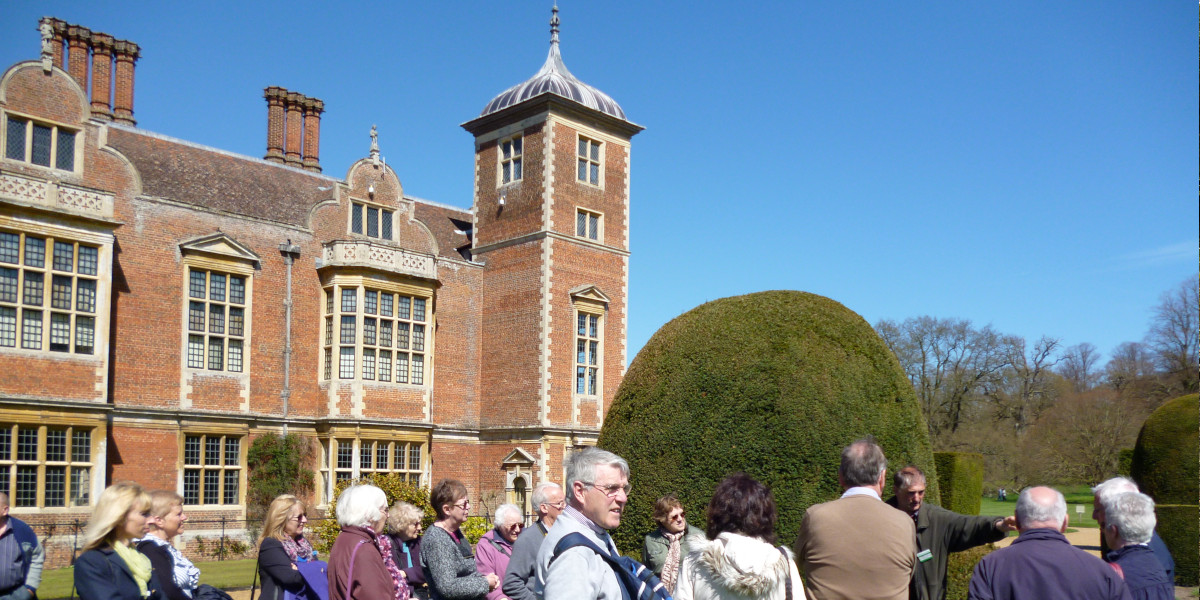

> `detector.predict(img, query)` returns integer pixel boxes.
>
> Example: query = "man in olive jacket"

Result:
[886,466,1016,600]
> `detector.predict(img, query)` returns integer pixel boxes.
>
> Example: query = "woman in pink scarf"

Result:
[641,494,704,594]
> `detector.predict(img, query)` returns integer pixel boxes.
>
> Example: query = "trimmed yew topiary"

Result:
[1131,393,1198,585]
[934,452,984,516]
[598,291,937,554]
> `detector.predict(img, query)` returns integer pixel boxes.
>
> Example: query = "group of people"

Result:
[61,439,1177,600]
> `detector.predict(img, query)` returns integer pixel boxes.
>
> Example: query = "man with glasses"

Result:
[503,483,564,600]
[534,447,630,599]
[476,504,524,600]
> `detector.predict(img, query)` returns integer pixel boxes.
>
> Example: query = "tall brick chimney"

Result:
[263,87,287,163]
[38,18,138,125]
[284,92,303,166]
[301,97,324,173]
[65,25,89,89]
[89,33,114,120]
[111,40,140,125]
[263,87,322,171]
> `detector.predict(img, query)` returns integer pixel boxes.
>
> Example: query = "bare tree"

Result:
[1104,341,1155,391]
[1145,276,1199,394]
[876,316,1009,448]
[1058,342,1102,392]
[1023,388,1144,483]
[985,335,1062,437]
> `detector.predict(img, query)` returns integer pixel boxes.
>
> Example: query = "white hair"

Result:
[565,447,629,492]
[493,503,522,528]
[336,484,387,528]
[1092,476,1139,506]
[1103,491,1156,545]
[1015,487,1066,529]
[531,482,561,509]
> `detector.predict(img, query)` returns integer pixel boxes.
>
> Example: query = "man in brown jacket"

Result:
[794,438,916,600]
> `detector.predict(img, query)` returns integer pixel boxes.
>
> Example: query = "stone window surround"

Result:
[1,109,83,175]
[180,429,245,507]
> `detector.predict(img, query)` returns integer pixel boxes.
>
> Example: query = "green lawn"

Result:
[40,558,258,600]
[977,484,1100,529]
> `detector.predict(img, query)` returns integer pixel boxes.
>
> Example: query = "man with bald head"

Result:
[968,486,1131,600]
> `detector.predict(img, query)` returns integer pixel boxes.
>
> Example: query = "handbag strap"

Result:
[250,551,261,600]
[345,540,368,595]
[777,546,792,600]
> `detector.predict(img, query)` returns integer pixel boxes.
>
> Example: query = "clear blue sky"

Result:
[3,1,1195,366]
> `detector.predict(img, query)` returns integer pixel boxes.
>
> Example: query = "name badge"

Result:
[916,549,933,563]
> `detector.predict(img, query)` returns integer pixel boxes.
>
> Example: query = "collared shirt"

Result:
[0,522,26,591]
[561,505,616,554]
[841,486,882,500]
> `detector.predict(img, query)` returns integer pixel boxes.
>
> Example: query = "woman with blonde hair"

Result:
[256,494,313,600]
[387,502,428,599]
[74,482,165,599]
[136,491,198,600]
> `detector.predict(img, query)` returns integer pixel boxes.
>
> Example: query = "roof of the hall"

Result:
[478,7,627,122]
[108,126,473,261]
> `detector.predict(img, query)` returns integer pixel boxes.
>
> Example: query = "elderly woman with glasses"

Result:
[642,494,704,594]
[256,494,315,600]
[420,479,499,600]
[329,484,408,600]
[387,502,428,599]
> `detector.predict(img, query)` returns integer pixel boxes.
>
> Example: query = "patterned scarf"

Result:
[367,526,411,600]
[113,540,154,598]
[137,536,200,597]
[660,529,685,593]
[280,534,314,563]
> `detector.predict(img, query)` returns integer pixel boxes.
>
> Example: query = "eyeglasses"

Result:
[290,515,308,522]
[453,500,470,511]
[583,482,631,498]
[543,500,567,510]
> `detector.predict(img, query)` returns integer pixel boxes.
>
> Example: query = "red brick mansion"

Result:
[0,9,640,564]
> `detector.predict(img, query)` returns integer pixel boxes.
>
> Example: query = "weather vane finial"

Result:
[550,5,560,46]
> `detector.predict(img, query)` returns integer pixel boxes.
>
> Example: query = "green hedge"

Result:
[944,543,994,600]
[1130,393,1198,585]
[1156,504,1198,586]
[1131,394,1198,503]
[598,291,937,555]
[1116,448,1133,477]
[934,452,984,515]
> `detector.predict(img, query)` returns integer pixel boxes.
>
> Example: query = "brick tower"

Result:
[462,7,643,485]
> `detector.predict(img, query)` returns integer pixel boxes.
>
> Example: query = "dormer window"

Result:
[500,135,523,185]
[3,114,77,172]
[351,202,394,240]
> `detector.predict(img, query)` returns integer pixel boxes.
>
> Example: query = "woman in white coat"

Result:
[674,474,805,600]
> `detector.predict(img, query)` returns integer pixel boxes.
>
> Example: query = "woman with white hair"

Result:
[474,504,523,600]
[74,482,166,600]
[328,484,410,600]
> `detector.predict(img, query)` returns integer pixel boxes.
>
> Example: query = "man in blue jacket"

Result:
[0,493,44,600]
[968,486,1131,600]
[1101,491,1174,600]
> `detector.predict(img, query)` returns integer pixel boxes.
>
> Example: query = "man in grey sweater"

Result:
[501,483,565,600]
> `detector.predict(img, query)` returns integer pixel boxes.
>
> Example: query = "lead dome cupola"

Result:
[479,7,627,121]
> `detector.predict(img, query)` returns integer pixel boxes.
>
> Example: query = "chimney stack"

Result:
[38,18,138,124]
[111,39,140,125]
[301,98,324,173]
[263,87,323,172]
[89,33,114,120]
[263,87,287,163]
